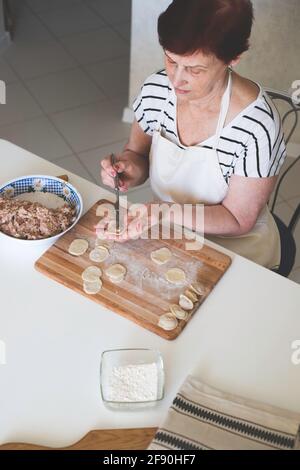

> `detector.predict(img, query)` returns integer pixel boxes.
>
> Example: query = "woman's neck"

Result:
[186,69,231,113]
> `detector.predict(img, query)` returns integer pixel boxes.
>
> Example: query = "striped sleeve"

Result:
[132,71,170,136]
[233,95,287,178]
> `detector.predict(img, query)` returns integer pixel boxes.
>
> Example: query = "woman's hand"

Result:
[95,202,160,243]
[100,119,152,192]
[100,150,149,193]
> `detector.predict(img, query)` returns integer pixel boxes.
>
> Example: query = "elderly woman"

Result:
[100,0,286,269]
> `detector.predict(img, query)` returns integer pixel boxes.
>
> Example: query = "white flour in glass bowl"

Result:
[106,363,159,402]
[100,349,165,409]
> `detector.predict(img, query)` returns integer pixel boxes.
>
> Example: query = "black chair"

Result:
[265,89,300,277]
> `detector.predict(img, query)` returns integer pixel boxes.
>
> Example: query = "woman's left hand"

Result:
[95,202,159,243]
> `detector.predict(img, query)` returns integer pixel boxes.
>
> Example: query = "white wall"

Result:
[129,0,170,104]
[237,0,300,93]
[129,0,300,104]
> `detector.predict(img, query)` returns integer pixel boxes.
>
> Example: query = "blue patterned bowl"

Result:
[0,175,83,245]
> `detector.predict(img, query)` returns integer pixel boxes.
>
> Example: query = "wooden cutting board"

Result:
[0,428,157,450]
[35,199,231,340]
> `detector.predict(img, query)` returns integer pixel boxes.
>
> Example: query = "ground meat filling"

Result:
[0,196,76,240]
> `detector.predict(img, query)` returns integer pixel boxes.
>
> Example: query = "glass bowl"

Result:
[100,348,165,409]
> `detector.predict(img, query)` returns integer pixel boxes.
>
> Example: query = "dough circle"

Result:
[165,268,186,285]
[105,264,127,283]
[68,239,89,256]
[83,279,102,295]
[81,266,102,282]
[89,246,109,263]
[150,247,172,265]
[158,313,178,331]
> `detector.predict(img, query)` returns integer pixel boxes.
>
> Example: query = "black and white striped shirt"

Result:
[133,70,287,183]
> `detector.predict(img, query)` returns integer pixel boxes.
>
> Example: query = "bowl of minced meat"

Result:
[0,175,82,245]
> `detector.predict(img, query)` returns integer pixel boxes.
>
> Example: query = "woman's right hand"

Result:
[100,150,149,192]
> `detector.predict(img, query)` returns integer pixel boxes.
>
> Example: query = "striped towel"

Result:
[149,376,300,450]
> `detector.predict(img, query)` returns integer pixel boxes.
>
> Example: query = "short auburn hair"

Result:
[158,0,254,64]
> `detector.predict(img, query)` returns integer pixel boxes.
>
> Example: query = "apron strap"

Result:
[212,68,233,151]
[157,69,232,142]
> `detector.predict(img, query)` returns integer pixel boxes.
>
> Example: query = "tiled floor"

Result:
[0,0,299,283]
[0,0,131,166]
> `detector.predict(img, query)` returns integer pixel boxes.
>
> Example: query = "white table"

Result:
[0,139,300,448]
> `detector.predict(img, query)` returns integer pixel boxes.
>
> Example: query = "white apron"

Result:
[149,70,281,269]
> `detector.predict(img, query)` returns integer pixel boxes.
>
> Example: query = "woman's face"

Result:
[164,49,229,102]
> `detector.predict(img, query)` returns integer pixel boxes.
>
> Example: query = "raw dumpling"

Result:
[179,294,194,311]
[184,289,198,303]
[158,313,178,331]
[190,282,207,296]
[169,304,189,320]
